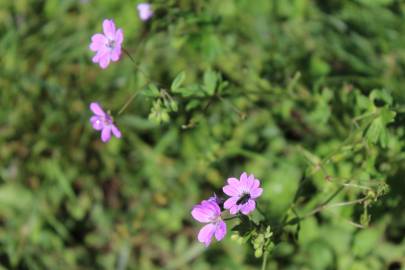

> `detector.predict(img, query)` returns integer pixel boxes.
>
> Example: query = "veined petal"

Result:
[198,224,216,247]
[240,172,250,191]
[252,179,260,190]
[227,177,240,186]
[201,200,221,215]
[250,187,263,199]
[240,200,256,215]
[246,174,255,189]
[223,197,238,210]
[215,220,226,241]
[223,184,240,197]
[191,206,212,223]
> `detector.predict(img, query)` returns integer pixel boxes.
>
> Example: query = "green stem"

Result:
[122,47,136,64]
[261,250,269,270]
[302,197,366,219]
[256,204,267,218]
[117,91,140,116]
[223,216,239,221]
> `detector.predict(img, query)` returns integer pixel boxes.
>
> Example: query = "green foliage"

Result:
[1,0,405,269]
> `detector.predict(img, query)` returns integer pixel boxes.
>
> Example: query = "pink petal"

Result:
[227,177,240,186]
[103,19,116,40]
[250,187,263,199]
[240,200,256,215]
[90,102,105,116]
[111,125,121,138]
[92,49,108,63]
[202,201,220,215]
[223,184,241,197]
[198,224,216,247]
[252,179,260,190]
[215,220,226,241]
[191,206,212,223]
[223,197,238,210]
[101,126,112,142]
[90,116,103,130]
[246,174,255,189]
[110,47,121,62]
[89,34,107,51]
[115,28,123,44]
[229,205,239,215]
[240,172,250,191]
[99,55,111,69]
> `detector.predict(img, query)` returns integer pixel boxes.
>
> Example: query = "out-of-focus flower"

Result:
[89,19,123,69]
[223,172,263,215]
[191,200,226,247]
[89,102,121,142]
[137,3,153,21]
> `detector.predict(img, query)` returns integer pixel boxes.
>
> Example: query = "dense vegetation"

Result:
[1,0,405,269]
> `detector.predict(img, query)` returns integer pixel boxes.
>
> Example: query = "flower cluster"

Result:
[88,3,153,142]
[191,172,263,246]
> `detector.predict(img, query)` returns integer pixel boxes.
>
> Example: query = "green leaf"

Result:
[203,69,217,95]
[352,228,380,257]
[171,71,186,92]
[366,117,383,144]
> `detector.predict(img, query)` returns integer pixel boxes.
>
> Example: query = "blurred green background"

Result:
[1,0,405,269]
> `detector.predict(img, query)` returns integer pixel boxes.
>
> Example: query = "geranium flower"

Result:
[89,102,121,142]
[137,3,153,21]
[223,172,263,215]
[191,200,226,247]
[89,19,123,69]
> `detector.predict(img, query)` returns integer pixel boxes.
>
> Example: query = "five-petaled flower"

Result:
[191,200,226,247]
[223,172,263,215]
[89,19,123,69]
[89,102,122,142]
[137,3,153,21]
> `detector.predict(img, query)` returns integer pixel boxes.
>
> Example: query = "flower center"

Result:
[236,193,251,205]
[99,115,113,126]
[106,39,115,49]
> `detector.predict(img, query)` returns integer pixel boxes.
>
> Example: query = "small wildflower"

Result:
[191,200,226,247]
[89,19,123,69]
[223,172,263,215]
[89,102,121,142]
[137,3,153,21]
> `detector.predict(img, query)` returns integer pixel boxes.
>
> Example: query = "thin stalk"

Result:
[302,197,366,219]
[261,250,269,270]
[122,47,136,64]
[223,216,239,221]
[256,204,267,218]
[117,91,140,115]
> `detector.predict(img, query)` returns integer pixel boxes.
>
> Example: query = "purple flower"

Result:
[191,200,226,247]
[223,172,263,215]
[137,3,153,21]
[89,19,123,69]
[89,102,121,143]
